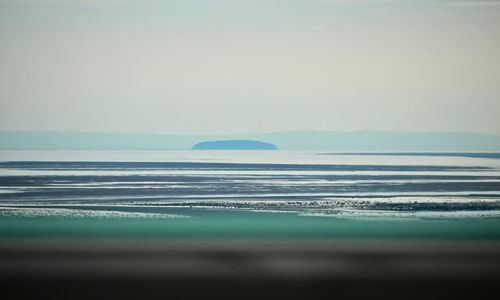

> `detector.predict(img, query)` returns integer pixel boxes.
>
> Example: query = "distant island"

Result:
[192,140,277,150]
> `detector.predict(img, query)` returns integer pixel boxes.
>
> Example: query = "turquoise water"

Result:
[1,208,500,240]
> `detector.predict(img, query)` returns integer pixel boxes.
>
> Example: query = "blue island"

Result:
[192,140,277,150]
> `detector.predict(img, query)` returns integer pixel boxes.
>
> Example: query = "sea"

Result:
[1,150,500,240]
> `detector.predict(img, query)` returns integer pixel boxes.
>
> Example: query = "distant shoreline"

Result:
[318,152,500,159]
[2,130,500,151]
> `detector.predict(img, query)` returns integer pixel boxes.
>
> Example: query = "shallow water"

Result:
[1,151,500,239]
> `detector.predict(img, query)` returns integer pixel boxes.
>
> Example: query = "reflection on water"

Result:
[0,151,499,223]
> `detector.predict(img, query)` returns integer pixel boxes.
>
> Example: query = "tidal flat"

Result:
[1,151,500,299]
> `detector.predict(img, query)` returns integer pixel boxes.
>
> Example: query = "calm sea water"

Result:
[1,151,500,240]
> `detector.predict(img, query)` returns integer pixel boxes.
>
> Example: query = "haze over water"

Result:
[2,1,500,298]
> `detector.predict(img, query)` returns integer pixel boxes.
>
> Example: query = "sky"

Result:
[0,0,499,135]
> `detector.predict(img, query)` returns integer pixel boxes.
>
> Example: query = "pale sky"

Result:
[1,0,500,135]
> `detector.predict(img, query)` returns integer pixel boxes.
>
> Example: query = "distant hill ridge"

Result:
[1,130,500,151]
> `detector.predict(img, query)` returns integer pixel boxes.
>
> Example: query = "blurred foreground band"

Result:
[1,239,499,299]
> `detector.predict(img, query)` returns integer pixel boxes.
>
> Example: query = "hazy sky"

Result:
[1,0,500,135]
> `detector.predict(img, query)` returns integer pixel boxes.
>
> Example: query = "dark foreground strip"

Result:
[0,239,499,299]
